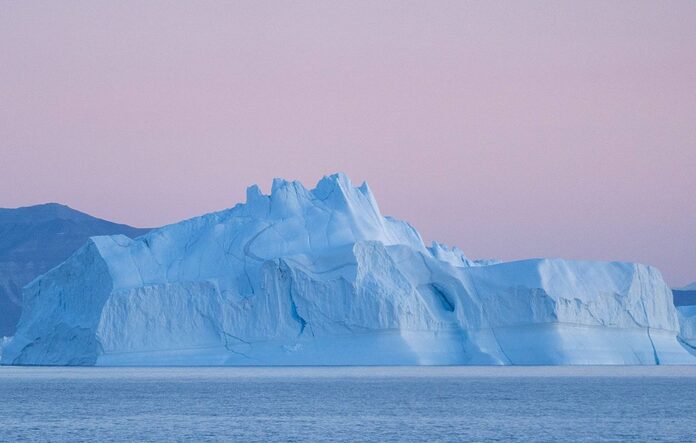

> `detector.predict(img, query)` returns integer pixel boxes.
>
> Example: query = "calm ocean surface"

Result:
[1,366,695,442]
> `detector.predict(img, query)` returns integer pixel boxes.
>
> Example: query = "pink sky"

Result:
[1,2,694,286]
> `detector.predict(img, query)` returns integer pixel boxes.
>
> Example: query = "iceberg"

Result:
[2,174,694,366]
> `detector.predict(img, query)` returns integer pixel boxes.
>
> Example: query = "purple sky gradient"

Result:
[1,2,694,285]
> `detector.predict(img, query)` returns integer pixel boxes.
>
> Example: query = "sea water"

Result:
[1,366,695,442]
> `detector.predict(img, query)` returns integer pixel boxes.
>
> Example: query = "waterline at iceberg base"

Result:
[3,173,694,366]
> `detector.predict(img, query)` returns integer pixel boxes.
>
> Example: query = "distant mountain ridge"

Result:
[0,203,149,336]
[0,203,98,223]
[677,282,696,291]
[673,288,696,307]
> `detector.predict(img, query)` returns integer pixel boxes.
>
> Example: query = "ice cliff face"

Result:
[677,306,696,355]
[2,174,694,366]
[674,285,696,355]
[672,285,696,354]
[0,203,149,337]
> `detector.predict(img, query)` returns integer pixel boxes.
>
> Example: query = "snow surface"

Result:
[2,174,694,365]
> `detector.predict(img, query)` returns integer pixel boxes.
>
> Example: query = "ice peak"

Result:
[311,172,354,201]
[358,180,371,195]
[270,177,310,194]
[245,184,264,201]
[245,173,365,206]
[144,173,426,258]
[320,172,353,188]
